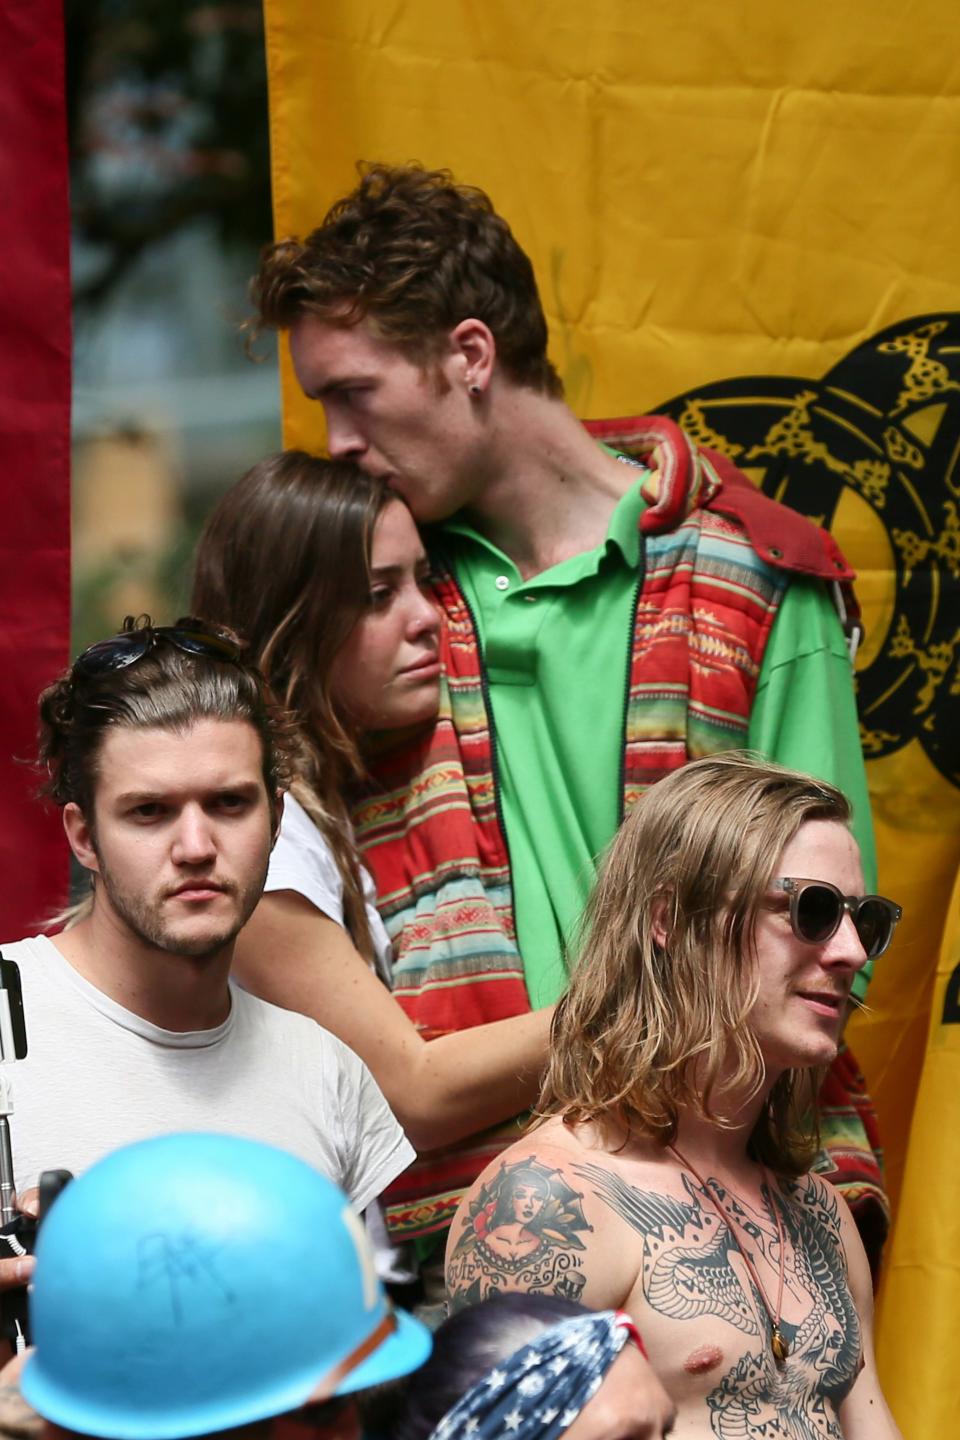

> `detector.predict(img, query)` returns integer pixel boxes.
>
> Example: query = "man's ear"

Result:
[447,317,495,394]
[62,802,100,873]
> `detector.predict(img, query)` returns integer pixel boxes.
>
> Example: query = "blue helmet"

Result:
[21,1133,431,1439]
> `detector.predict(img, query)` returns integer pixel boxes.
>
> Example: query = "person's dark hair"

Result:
[191,450,392,961]
[38,615,294,832]
[377,1295,588,1440]
[251,163,563,398]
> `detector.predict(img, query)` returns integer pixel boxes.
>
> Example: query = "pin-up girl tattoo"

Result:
[447,1157,592,1310]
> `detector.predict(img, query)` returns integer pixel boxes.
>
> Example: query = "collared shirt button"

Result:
[495,575,510,591]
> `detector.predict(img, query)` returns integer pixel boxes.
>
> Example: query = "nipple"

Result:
[683,1345,724,1375]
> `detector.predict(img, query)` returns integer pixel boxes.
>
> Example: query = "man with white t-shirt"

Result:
[2,615,412,1209]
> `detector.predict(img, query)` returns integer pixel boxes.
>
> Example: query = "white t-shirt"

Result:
[266,794,392,983]
[263,793,416,1285]
[1,934,413,1213]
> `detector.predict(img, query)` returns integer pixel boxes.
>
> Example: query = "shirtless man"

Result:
[447,755,903,1439]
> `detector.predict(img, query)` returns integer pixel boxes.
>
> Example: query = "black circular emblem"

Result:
[658,313,960,789]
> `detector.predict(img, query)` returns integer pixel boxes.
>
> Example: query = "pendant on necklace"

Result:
[771,1327,790,1366]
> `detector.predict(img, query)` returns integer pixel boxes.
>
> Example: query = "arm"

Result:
[445,1140,639,1312]
[445,1142,676,1437]
[837,1196,902,1439]
[233,891,553,1152]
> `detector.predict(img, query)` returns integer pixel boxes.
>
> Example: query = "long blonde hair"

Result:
[191,451,392,961]
[539,754,852,1174]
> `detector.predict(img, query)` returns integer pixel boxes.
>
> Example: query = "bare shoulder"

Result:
[445,1123,598,1311]
[445,1120,667,1314]
[786,1167,844,1212]
[778,1168,855,1268]
[785,1168,881,1324]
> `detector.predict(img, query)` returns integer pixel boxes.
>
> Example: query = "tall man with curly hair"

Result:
[447,756,902,1439]
[250,165,883,1259]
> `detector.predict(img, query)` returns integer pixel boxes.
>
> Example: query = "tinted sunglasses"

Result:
[73,618,241,678]
[774,877,902,959]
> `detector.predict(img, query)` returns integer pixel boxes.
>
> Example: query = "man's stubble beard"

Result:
[92,855,267,960]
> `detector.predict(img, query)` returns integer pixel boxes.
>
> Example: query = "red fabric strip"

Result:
[0,0,72,939]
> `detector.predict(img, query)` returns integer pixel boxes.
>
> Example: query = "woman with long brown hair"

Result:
[191,450,552,1166]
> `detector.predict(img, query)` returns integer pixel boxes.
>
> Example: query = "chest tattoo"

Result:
[573,1163,861,1438]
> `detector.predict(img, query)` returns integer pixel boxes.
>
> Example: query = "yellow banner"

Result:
[265,4,960,1429]
[879,867,960,1422]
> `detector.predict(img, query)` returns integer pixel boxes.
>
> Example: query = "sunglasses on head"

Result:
[773,877,902,959]
[72,617,242,679]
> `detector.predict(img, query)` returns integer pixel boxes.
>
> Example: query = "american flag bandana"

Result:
[426,1311,643,1440]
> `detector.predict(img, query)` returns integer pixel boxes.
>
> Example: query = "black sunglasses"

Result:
[774,877,902,959]
[73,618,241,678]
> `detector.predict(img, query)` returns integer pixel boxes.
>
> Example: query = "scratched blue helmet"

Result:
[21,1133,431,1439]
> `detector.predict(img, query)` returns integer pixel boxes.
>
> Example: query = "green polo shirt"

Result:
[443,477,877,1006]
